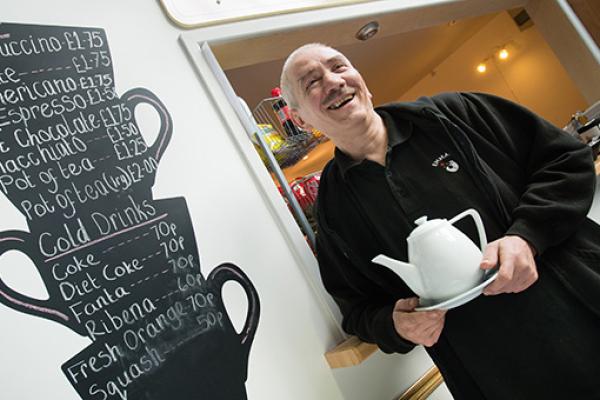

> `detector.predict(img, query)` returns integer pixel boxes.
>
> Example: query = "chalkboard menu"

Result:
[0,23,260,400]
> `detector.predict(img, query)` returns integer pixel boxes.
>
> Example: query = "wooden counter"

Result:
[324,336,378,368]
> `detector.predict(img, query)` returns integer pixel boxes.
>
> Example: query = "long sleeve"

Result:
[436,92,596,255]
[315,227,415,354]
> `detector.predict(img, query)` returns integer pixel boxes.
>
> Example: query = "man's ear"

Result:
[290,108,312,131]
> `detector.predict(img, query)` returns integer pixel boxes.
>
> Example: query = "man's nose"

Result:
[323,70,345,90]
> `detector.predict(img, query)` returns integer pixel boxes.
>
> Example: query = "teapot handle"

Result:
[449,209,487,252]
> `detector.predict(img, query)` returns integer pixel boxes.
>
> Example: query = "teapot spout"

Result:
[371,254,424,296]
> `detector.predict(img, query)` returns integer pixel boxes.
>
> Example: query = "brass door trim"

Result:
[397,366,444,400]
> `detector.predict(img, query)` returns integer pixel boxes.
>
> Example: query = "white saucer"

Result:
[415,270,499,311]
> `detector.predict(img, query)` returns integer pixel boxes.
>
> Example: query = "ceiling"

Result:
[217,11,500,110]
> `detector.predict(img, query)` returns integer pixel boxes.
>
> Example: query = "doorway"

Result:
[179,1,598,398]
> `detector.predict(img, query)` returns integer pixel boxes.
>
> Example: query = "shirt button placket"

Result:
[386,169,406,197]
[386,167,420,215]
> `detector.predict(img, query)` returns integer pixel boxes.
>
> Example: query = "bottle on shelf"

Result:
[271,87,300,138]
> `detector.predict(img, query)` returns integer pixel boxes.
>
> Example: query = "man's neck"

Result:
[335,112,388,166]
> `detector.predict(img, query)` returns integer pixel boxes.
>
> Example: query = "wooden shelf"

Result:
[324,336,379,368]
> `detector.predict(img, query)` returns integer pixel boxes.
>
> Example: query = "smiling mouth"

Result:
[328,94,355,110]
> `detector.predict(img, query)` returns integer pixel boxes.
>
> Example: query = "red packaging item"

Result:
[271,87,299,138]
[291,179,310,210]
[302,173,321,205]
[277,172,322,212]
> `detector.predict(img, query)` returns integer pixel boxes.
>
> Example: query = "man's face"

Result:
[288,46,373,136]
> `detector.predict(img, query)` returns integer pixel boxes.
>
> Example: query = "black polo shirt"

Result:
[318,96,600,400]
[334,108,503,264]
[331,108,515,398]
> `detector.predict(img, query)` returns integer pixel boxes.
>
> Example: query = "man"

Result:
[280,43,600,399]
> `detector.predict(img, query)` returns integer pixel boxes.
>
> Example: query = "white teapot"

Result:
[372,209,487,302]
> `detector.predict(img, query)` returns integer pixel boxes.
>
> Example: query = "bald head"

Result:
[279,43,375,140]
[280,43,339,109]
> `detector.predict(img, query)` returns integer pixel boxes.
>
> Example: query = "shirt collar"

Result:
[335,107,413,178]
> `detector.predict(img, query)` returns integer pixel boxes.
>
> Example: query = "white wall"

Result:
[526,0,600,105]
[398,11,588,127]
[0,1,441,399]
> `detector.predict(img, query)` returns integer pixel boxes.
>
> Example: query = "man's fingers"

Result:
[401,318,438,339]
[480,241,499,270]
[484,238,516,294]
[508,269,539,293]
[483,261,514,295]
[394,297,419,312]
[421,316,445,347]
[484,239,538,295]
[392,302,447,346]
[400,310,444,332]
[484,260,539,294]
[417,311,446,329]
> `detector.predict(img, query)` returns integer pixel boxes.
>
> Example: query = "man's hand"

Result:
[481,235,538,296]
[393,298,446,347]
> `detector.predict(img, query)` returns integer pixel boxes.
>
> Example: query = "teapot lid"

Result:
[407,216,446,241]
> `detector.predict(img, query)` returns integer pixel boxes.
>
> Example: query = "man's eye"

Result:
[306,78,319,89]
[333,64,346,71]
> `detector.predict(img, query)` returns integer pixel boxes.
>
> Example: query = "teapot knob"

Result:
[414,216,428,225]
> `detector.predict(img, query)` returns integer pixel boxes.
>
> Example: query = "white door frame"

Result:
[178,0,598,331]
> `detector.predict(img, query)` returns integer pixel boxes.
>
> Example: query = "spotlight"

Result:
[476,63,487,73]
[356,21,379,41]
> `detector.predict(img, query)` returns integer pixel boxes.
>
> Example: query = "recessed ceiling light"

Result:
[356,21,379,41]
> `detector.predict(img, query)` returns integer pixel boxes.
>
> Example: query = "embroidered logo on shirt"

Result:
[432,152,459,173]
